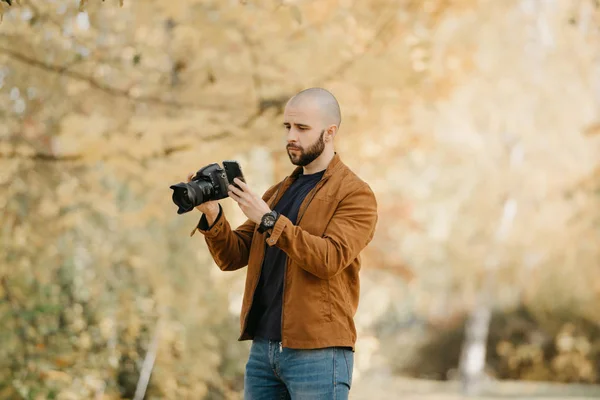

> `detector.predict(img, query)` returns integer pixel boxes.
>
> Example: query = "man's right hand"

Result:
[187,172,220,225]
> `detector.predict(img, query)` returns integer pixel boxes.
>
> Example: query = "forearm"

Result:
[270,218,348,279]
[191,206,255,271]
[266,185,378,279]
[204,208,219,227]
[205,223,253,271]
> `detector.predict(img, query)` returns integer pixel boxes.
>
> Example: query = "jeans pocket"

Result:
[334,348,353,389]
[343,349,353,388]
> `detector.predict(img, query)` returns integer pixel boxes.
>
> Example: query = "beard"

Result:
[286,130,325,167]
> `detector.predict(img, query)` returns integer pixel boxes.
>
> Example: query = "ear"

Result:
[326,125,337,142]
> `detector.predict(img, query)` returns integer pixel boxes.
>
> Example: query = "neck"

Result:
[303,147,335,175]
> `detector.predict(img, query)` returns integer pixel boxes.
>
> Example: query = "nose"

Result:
[286,127,299,144]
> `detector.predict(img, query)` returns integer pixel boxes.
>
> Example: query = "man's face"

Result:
[283,102,327,167]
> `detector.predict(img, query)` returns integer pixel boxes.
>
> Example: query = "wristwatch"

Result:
[258,210,279,233]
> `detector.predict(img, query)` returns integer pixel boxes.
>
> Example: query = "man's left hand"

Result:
[228,178,272,225]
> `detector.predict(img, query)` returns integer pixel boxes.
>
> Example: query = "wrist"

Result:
[203,205,220,225]
[258,210,279,233]
[207,204,220,215]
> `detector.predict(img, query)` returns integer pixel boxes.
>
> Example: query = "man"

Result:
[188,88,378,399]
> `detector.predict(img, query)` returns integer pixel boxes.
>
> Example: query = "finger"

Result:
[228,190,244,204]
[228,184,245,198]
[187,172,194,182]
[234,178,250,193]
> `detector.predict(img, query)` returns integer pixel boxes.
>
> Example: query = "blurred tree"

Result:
[0,0,600,398]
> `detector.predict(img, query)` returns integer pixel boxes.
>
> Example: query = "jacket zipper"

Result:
[239,177,289,341]
[280,175,328,351]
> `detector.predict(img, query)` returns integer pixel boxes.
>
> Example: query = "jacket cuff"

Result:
[190,205,223,237]
[265,214,290,246]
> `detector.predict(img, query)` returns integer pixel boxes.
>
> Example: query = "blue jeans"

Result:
[244,338,354,400]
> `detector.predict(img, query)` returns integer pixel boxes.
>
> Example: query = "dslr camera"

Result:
[170,160,245,214]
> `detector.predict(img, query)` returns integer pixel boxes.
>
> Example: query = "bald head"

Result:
[287,87,341,128]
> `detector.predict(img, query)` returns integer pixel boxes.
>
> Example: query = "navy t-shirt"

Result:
[247,169,325,341]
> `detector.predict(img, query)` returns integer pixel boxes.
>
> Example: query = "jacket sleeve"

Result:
[190,183,280,272]
[265,183,378,280]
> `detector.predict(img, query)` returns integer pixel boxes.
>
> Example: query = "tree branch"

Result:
[0,46,231,111]
[0,151,83,162]
[236,7,397,129]
[133,317,162,400]
[311,13,396,86]
[0,132,233,162]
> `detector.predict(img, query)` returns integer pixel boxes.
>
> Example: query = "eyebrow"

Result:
[283,122,311,128]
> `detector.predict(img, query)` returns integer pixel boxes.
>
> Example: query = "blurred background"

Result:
[1,0,600,399]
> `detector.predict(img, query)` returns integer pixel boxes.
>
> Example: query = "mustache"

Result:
[287,144,302,150]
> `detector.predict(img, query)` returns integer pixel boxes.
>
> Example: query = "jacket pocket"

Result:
[321,279,333,322]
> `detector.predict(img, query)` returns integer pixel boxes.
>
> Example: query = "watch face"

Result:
[264,215,276,227]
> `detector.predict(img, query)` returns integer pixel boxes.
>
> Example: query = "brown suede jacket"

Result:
[190,154,378,350]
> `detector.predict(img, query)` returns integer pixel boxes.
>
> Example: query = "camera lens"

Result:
[169,180,215,214]
[171,185,194,211]
[170,169,219,215]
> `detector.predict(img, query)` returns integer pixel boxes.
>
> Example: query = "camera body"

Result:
[169,161,245,215]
